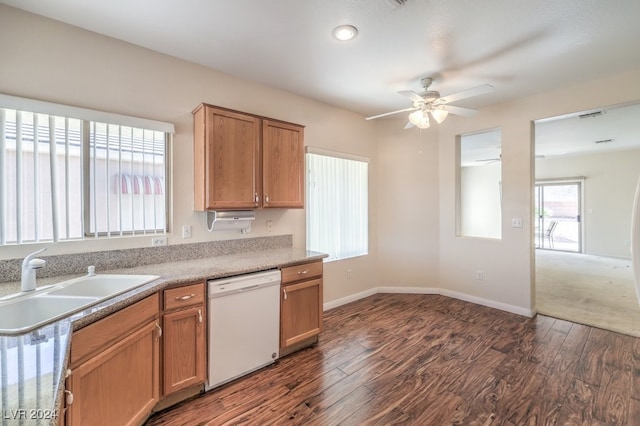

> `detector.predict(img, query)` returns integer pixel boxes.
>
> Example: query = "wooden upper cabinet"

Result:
[262,120,304,208]
[193,104,304,210]
[193,105,260,210]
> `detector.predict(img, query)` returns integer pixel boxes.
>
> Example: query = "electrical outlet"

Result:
[476,270,484,281]
[266,220,273,232]
[182,225,192,239]
[347,269,353,280]
[151,236,168,247]
[511,218,523,228]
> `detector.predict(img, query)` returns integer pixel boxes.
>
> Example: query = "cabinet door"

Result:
[202,107,261,210]
[262,120,304,208]
[280,278,322,348]
[163,305,206,395]
[66,320,160,426]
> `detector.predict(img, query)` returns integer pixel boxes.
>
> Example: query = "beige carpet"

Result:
[535,249,640,337]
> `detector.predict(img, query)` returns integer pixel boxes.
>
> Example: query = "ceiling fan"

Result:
[365,77,494,129]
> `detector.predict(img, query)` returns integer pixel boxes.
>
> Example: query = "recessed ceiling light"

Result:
[332,25,358,41]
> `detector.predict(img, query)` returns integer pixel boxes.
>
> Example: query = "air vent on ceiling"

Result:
[579,111,604,119]
[386,0,409,8]
[594,138,614,144]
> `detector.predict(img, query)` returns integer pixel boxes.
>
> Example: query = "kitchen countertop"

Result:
[0,247,327,425]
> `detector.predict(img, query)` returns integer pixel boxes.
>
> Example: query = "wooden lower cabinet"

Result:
[162,283,206,396]
[280,261,323,354]
[66,300,160,426]
[280,278,323,348]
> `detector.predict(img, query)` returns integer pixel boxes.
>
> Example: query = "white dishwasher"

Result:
[206,269,281,390]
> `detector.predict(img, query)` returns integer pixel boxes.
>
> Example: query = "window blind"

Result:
[88,122,167,236]
[0,94,172,245]
[0,109,83,244]
[306,149,368,261]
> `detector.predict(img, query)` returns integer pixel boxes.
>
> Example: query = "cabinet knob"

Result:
[198,309,203,324]
[65,390,74,406]
[283,288,287,300]
[265,194,269,205]
[297,270,309,275]
[254,193,259,205]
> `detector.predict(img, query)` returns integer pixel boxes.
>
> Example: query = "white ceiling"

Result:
[2,0,640,157]
[462,101,640,166]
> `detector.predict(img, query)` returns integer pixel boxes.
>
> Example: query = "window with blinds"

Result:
[306,148,368,261]
[88,122,167,236]
[0,95,172,245]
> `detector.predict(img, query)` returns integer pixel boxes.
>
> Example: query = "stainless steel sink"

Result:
[0,274,159,335]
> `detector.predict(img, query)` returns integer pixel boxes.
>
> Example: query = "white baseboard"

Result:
[439,289,535,318]
[377,286,440,294]
[323,286,534,318]
[323,288,377,311]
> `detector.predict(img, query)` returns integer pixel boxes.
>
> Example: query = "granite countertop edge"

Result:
[1,247,327,424]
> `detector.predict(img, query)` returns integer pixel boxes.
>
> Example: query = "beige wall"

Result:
[375,121,440,288]
[536,149,640,258]
[3,5,640,313]
[0,5,379,304]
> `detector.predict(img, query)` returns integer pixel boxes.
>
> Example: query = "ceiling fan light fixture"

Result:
[430,108,449,124]
[409,109,430,129]
[332,25,358,41]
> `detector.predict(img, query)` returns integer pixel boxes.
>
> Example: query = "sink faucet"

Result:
[21,248,47,292]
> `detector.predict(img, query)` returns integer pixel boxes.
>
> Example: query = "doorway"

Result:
[534,181,582,252]
[533,101,640,337]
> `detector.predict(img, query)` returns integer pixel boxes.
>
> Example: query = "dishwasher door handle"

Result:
[239,284,260,292]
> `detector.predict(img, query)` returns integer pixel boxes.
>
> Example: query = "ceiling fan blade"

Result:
[365,107,418,120]
[439,84,494,104]
[442,105,478,117]
[398,90,424,104]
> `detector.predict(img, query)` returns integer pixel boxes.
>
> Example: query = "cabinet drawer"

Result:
[71,293,159,367]
[164,282,205,311]
[281,261,323,284]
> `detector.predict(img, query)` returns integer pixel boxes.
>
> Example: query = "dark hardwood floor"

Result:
[146,294,640,425]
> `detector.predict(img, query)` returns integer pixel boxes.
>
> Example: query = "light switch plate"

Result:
[511,218,523,228]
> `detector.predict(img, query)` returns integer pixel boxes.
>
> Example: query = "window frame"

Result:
[0,93,174,245]
[83,122,171,238]
[305,146,369,262]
